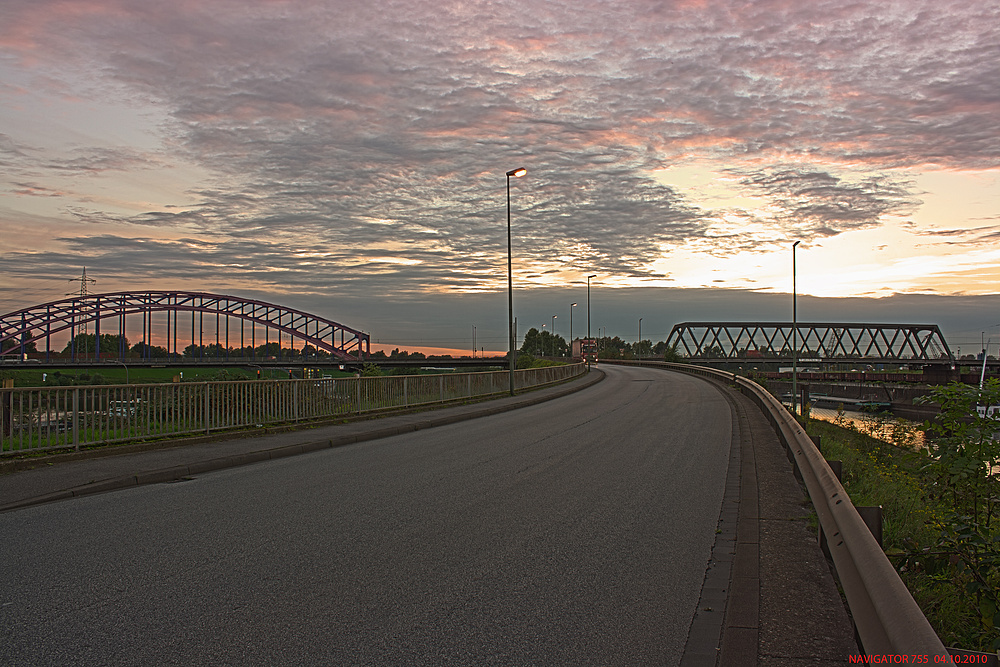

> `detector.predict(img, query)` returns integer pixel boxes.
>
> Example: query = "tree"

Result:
[594,335,627,359]
[255,342,282,359]
[700,345,725,358]
[300,344,330,360]
[2,332,37,355]
[912,381,1000,647]
[62,333,128,356]
[389,348,425,360]
[520,328,567,357]
[600,346,621,360]
[520,328,543,356]
[130,341,169,358]
[663,342,684,363]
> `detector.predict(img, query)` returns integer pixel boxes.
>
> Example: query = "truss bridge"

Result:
[664,322,954,366]
[0,291,369,363]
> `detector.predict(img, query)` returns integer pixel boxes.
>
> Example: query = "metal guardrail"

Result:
[608,360,949,657]
[1,364,587,455]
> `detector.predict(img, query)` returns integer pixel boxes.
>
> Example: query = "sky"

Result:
[1,0,999,356]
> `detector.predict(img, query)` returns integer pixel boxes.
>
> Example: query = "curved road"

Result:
[1,365,733,665]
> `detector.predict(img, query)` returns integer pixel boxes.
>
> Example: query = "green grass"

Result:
[805,416,997,651]
[807,418,935,549]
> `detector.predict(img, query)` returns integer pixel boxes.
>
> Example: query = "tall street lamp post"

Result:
[587,275,597,339]
[551,315,557,356]
[638,318,643,360]
[569,303,577,356]
[792,240,801,416]
[506,167,526,396]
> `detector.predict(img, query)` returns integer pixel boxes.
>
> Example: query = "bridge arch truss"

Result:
[0,291,369,362]
[665,322,954,364]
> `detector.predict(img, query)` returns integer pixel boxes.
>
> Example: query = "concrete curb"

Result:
[1,369,605,513]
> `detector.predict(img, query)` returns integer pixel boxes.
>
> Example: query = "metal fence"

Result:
[1,364,586,455]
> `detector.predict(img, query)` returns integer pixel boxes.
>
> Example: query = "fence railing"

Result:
[1,364,586,455]
[607,359,949,657]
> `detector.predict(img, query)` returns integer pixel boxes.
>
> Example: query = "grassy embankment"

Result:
[805,412,998,651]
[2,361,532,386]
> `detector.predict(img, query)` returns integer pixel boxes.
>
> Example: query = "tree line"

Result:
[6,333,336,361]
[5,333,485,362]
[517,330,682,363]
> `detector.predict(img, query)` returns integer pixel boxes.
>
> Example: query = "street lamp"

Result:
[551,315,557,356]
[506,167,526,395]
[570,303,577,356]
[792,240,801,416]
[587,275,597,339]
[638,318,643,360]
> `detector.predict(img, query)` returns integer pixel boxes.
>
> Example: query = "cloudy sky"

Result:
[1,0,999,354]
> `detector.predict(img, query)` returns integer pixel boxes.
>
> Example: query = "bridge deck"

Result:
[1,366,858,663]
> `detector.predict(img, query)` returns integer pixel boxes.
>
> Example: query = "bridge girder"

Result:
[0,291,369,361]
[665,322,954,364]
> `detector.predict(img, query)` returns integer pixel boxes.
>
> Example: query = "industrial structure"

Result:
[0,291,369,363]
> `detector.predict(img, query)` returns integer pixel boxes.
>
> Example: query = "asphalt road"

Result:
[0,364,732,666]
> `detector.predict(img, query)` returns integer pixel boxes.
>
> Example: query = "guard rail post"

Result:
[204,382,211,435]
[1,379,12,440]
[72,387,80,451]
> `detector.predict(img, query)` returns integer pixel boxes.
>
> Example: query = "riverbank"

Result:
[805,416,998,652]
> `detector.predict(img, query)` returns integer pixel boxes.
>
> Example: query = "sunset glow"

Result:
[1,0,998,348]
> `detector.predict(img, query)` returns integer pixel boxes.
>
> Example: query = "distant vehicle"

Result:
[0,354,38,363]
[108,400,139,418]
[572,338,598,363]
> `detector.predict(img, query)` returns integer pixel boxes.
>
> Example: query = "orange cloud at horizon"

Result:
[369,342,507,359]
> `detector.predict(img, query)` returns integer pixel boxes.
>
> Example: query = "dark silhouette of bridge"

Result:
[665,322,955,366]
[0,295,964,372]
[0,291,369,363]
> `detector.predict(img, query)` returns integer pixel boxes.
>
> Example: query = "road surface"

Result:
[1,364,732,665]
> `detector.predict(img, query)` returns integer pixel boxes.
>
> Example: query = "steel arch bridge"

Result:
[665,322,954,365]
[0,291,369,362]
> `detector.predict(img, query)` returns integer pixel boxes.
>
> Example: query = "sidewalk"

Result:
[0,370,604,512]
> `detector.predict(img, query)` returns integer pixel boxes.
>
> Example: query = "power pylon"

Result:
[67,267,97,339]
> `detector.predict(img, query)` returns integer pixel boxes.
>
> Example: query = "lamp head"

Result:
[506,168,527,177]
